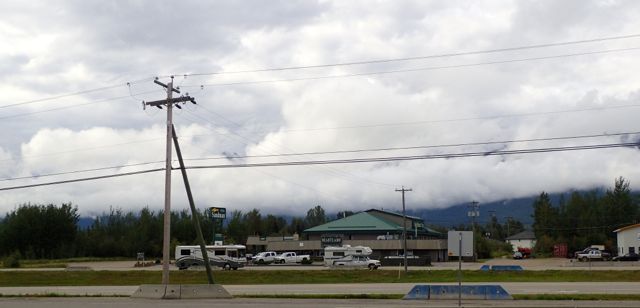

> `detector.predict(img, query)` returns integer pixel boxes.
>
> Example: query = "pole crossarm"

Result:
[145,96,196,108]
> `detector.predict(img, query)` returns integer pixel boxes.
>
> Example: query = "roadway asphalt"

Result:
[0,282,637,296]
[1,297,639,308]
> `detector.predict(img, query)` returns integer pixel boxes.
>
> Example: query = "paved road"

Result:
[0,282,636,296]
[1,297,639,308]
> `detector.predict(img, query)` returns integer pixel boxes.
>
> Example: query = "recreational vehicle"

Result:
[323,245,372,266]
[175,244,247,270]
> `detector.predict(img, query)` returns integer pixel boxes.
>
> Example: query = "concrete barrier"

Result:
[490,265,523,271]
[131,284,232,299]
[403,285,512,300]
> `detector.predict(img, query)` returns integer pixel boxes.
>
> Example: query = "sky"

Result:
[2,0,640,217]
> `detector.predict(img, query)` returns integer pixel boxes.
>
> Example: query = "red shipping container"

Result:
[553,243,568,258]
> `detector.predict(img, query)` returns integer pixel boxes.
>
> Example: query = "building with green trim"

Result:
[246,209,448,262]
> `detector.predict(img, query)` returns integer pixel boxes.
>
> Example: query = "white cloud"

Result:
[2,1,640,216]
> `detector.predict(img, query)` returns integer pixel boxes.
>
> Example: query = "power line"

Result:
[181,131,640,162]
[4,130,637,182]
[183,142,638,170]
[4,34,639,111]
[181,47,640,89]
[1,141,637,192]
[0,161,165,182]
[166,34,640,77]
[3,47,638,122]
[257,103,640,133]
[0,77,153,109]
[0,168,164,191]
[3,95,638,163]
[177,107,396,188]
[0,91,158,121]
[0,138,164,163]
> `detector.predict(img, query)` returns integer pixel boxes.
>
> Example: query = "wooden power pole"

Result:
[144,77,196,285]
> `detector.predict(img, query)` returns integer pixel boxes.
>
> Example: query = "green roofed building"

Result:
[246,209,448,263]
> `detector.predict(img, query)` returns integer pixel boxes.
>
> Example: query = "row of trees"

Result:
[532,177,640,255]
[0,204,333,259]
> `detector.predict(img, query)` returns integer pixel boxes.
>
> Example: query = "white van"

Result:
[175,245,247,270]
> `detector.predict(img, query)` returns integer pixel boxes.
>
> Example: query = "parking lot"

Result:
[58,257,640,271]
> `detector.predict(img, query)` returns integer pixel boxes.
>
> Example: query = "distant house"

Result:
[505,230,536,252]
[613,223,640,256]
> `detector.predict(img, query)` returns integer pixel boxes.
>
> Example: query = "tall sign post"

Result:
[210,207,226,245]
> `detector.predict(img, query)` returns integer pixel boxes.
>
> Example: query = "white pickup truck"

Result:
[576,250,611,261]
[252,251,278,264]
[273,252,311,264]
[331,255,381,270]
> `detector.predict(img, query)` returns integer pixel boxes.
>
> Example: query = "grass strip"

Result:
[514,294,640,301]
[0,270,639,286]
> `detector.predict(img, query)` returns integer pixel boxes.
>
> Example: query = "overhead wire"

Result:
[4,130,638,182]
[181,47,640,89]
[3,34,640,113]
[163,33,640,77]
[0,77,154,109]
[180,131,640,162]
[184,104,397,187]
[1,141,638,191]
[2,47,638,122]
[183,142,640,170]
[0,90,159,121]
[0,161,165,182]
[0,168,164,192]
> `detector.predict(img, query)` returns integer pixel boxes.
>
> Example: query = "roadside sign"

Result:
[447,231,473,257]
[209,207,226,219]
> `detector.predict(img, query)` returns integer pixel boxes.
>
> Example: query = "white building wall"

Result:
[506,239,536,252]
[616,226,640,255]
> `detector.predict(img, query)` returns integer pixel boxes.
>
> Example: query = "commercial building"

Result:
[613,223,640,255]
[246,209,448,262]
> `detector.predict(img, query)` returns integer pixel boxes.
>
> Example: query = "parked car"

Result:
[512,251,523,260]
[613,253,639,261]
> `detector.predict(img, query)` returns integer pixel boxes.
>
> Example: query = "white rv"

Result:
[324,245,373,266]
[175,244,247,270]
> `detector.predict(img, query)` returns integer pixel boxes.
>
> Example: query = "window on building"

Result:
[630,247,636,254]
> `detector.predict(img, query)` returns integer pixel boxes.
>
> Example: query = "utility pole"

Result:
[467,201,479,261]
[144,77,196,285]
[395,186,412,272]
[505,216,513,237]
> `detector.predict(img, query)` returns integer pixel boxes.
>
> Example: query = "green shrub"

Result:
[3,251,21,268]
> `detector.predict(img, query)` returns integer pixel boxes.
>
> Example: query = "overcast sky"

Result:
[2,0,640,217]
